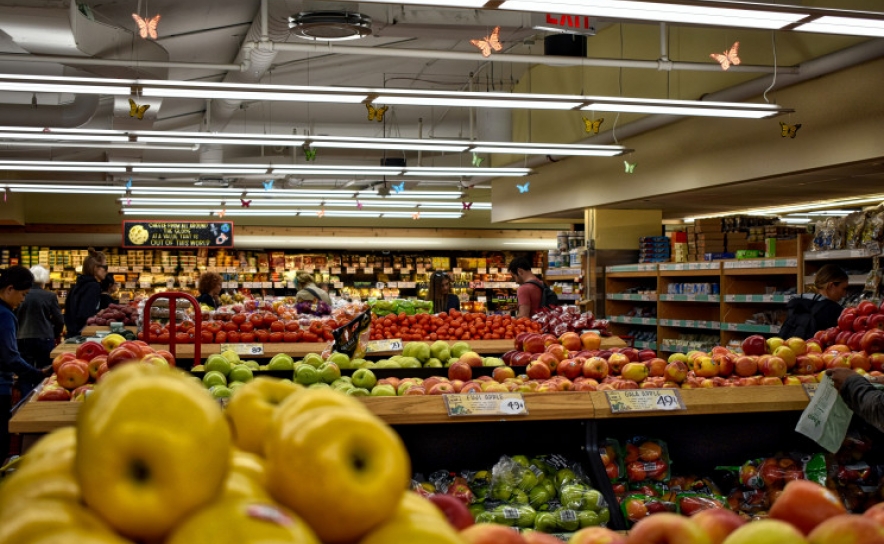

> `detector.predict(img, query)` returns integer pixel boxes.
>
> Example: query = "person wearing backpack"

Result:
[508,256,555,318]
[779,264,849,339]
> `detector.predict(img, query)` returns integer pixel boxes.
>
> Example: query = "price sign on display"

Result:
[444,392,528,417]
[605,389,686,414]
[219,343,264,356]
[364,338,403,353]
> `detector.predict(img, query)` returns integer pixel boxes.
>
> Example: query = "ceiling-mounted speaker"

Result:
[288,10,372,41]
[544,34,587,58]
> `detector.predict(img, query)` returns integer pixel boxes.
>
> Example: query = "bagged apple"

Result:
[620,493,676,527]
[675,492,728,516]
[599,438,625,484]
[624,437,671,483]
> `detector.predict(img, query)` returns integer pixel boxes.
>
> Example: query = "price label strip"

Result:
[219,343,264,356]
[604,389,686,414]
[364,338,404,354]
[444,392,528,417]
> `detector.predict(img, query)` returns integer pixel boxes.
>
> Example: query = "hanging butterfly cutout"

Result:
[302,144,317,161]
[471,153,483,167]
[470,26,503,57]
[356,201,363,210]
[263,179,274,191]
[780,122,802,138]
[392,182,405,194]
[128,98,150,120]
[125,178,132,190]
[218,209,226,218]
[366,104,389,122]
[241,199,252,208]
[317,209,325,218]
[126,198,132,206]
[412,212,420,220]
[710,41,740,71]
[582,117,604,134]
[517,182,530,194]
[624,161,637,174]
[131,13,161,40]
[462,202,473,211]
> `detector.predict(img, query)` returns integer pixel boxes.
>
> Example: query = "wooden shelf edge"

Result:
[589,387,809,419]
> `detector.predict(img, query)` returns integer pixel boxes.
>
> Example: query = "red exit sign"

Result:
[532,13,597,35]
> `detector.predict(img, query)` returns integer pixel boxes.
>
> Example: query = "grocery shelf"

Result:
[545,268,583,277]
[633,340,658,350]
[605,264,659,273]
[606,293,657,301]
[659,263,721,272]
[658,294,720,302]
[608,316,657,326]
[590,387,809,419]
[804,249,881,261]
[658,343,713,354]
[803,274,868,287]
[722,266,797,276]
[658,319,720,330]
[722,258,798,269]
[724,294,795,303]
[721,323,781,334]
[557,294,582,301]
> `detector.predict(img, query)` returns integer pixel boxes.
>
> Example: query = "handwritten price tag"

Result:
[444,393,528,417]
[364,338,403,353]
[219,343,264,356]
[605,389,686,414]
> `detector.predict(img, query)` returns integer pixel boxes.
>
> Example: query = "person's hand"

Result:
[41,365,54,378]
[825,367,857,391]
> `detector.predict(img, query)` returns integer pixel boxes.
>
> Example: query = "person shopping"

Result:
[827,367,884,433]
[295,272,332,305]
[428,270,460,313]
[196,271,223,309]
[1,266,53,461]
[98,275,120,310]
[63,248,107,338]
[508,256,543,318]
[15,265,63,395]
[779,264,849,339]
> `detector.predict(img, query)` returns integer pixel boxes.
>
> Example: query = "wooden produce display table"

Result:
[80,325,138,336]
[51,336,628,360]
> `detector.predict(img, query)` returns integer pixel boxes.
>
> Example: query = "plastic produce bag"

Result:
[796,375,854,453]
[624,437,671,483]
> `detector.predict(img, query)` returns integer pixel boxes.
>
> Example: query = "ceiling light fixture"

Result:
[685,194,884,220]
[0,74,791,119]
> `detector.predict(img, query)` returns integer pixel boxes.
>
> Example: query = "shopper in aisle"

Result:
[63,247,107,338]
[827,367,884,433]
[779,264,849,339]
[15,265,63,395]
[428,270,460,313]
[98,275,120,310]
[196,271,223,309]
[295,272,332,305]
[508,256,543,318]
[0,266,53,462]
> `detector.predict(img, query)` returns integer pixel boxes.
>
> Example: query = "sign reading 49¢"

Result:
[605,389,686,414]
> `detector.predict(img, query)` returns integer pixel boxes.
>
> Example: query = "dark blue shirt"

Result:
[1,299,45,395]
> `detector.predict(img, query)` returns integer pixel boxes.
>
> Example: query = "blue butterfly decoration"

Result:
[392,182,405,194]
[125,178,132,190]
[517,182,530,193]
[263,179,274,191]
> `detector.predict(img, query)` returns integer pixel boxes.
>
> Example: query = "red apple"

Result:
[427,493,473,531]
[526,360,552,380]
[759,356,787,378]
[580,331,602,351]
[741,335,767,356]
[458,351,484,368]
[75,341,107,362]
[807,514,884,544]
[492,366,516,383]
[86,355,107,381]
[541,334,558,348]
[559,331,583,351]
[626,512,712,544]
[769,479,847,535]
[461,523,526,544]
[535,352,560,373]
[501,350,519,365]
[857,300,878,316]
[691,508,746,544]
[56,359,90,390]
[511,352,533,367]
[861,330,884,354]
[608,352,630,374]
[583,357,609,380]
[51,352,77,373]
[447,361,472,382]
[522,333,545,354]
[557,359,584,380]
[427,383,456,395]
[106,345,142,369]
[546,343,569,362]
[663,361,689,383]
[570,527,626,544]
[37,384,72,401]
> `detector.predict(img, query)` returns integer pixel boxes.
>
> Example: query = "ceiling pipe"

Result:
[0,53,243,72]
[243,39,798,74]
[0,93,98,128]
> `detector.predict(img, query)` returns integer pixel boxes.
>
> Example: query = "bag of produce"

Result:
[624,437,672,483]
[620,493,676,527]
[599,438,625,484]
[675,491,729,516]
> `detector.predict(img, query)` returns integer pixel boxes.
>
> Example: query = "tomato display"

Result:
[368,309,541,341]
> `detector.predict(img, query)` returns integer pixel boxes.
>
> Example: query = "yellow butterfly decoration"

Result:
[780,122,802,139]
[582,117,604,134]
[624,161,637,174]
[131,13,161,40]
[366,104,389,122]
[710,41,740,71]
[128,98,150,120]
[470,26,503,58]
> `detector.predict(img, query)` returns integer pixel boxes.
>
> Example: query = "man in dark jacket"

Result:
[16,265,64,395]
[827,367,884,432]
[64,250,107,338]
[1,266,52,461]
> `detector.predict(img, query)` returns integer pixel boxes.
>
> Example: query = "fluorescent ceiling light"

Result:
[686,195,884,220]
[356,0,486,6]
[500,0,805,29]
[120,197,491,210]
[0,74,791,119]
[795,16,884,38]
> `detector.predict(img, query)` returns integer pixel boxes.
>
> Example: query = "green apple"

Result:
[191,364,205,372]
[402,343,417,358]
[294,365,320,385]
[482,357,505,367]
[430,340,451,362]
[228,381,246,393]
[308,382,331,390]
[302,353,324,368]
[345,387,370,397]
[351,358,367,368]
[528,485,552,509]
[534,512,557,533]
[351,368,377,390]
[412,343,431,362]
[450,341,471,359]
[398,357,422,369]
[327,352,351,369]
[511,455,530,467]
[209,385,232,399]
[375,359,401,369]
[370,384,397,396]
[229,364,254,383]
[332,382,355,394]
[203,370,227,388]
[205,354,232,376]
[357,360,375,369]
[318,362,341,384]
[242,360,260,370]
[267,355,294,371]
[424,358,443,368]
[220,349,241,366]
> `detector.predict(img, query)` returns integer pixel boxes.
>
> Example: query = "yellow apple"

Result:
[359,492,467,544]
[222,469,272,501]
[165,496,321,544]
[0,498,126,544]
[230,448,267,488]
[266,407,411,544]
[75,364,231,541]
[100,333,127,352]
[270,386,366,429]
[224,377,303,456]
[721,520,808,544]
[0,451,80,513]
[20,426,76,469]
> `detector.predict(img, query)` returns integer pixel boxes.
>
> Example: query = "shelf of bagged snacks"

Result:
[11,380,811,434]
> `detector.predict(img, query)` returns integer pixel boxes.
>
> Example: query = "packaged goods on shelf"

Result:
[639,236,671,264]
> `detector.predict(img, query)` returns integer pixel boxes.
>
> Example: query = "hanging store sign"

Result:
[531,13,597,36]
[122,220,234,248]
